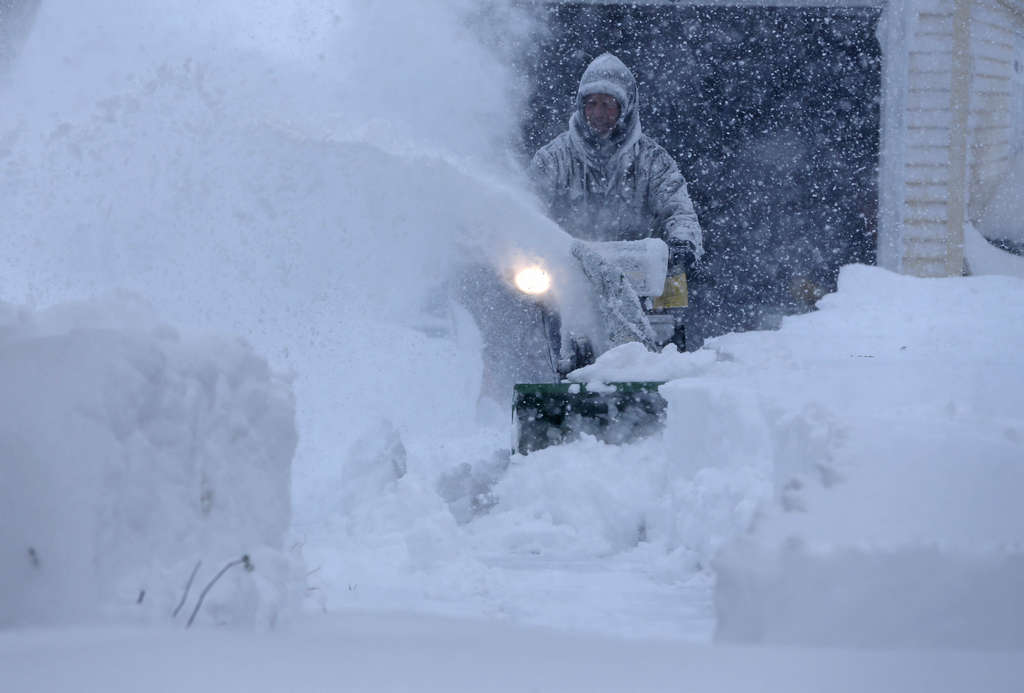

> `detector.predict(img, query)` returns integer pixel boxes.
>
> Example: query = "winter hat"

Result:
[575,53,636,116]
[568,52,643,174]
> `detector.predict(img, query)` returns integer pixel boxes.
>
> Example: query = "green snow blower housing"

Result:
[512,381,667,455]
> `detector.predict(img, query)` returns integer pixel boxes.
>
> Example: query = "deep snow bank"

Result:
[0,295,297,627]
[697,265,1024,649]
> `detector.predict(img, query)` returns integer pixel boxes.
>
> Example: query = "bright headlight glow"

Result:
[514,265,552,295]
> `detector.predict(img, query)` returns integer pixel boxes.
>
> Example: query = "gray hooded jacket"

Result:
[529,53,703,259]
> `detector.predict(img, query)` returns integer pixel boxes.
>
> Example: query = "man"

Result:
[529,53,703,276]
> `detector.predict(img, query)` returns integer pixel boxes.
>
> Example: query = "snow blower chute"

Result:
[511,238,688,455]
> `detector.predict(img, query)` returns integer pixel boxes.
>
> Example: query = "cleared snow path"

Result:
[474,555,714,640]
[296,423,745,641]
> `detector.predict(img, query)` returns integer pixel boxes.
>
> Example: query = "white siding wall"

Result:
[1014,37,1024,155]
[891,0,1024,276]
[900,0,961,276]
[967,0,1023,219]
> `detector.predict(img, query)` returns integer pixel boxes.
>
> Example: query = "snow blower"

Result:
[511,238,688,455]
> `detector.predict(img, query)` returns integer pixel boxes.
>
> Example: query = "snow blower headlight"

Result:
[514,265,552,295]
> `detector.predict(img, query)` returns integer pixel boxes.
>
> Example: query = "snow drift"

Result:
[965,222,1024,279]
[976,149,1024,248]
[689,265,1024,649]
[0,295,297,627]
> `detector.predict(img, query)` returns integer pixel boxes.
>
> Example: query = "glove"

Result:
[667,239,697,277]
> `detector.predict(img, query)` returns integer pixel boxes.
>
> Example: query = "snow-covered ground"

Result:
[4,612,1023,693]
[2,2,1023,690]
[3,265,1021,689]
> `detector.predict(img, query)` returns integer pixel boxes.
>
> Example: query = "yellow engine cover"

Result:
[652,273,688,309]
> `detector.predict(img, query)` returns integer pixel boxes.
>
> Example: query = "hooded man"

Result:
[529,53,703,275]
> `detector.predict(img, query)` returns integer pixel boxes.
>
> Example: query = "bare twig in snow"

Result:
[186,555,253,629]
[172,561,202,618]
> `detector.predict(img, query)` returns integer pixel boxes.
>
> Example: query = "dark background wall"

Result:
[519,3,882,346]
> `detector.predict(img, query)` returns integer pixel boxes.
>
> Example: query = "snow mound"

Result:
[975,150,1024,246]
[701,265,1024,649]
[965,222,1024,279]
[0,295,297,628]
[569,342,717,383]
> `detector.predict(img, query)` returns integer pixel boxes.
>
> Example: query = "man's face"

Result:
[583,93,620,136]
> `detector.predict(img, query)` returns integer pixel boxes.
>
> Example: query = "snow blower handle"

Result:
[580,238,669,298]
[667,238,697,277]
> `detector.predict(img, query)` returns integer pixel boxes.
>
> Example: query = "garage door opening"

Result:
[519,3,882,346]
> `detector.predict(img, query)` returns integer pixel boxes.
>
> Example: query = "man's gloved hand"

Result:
[667,239,697,276]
